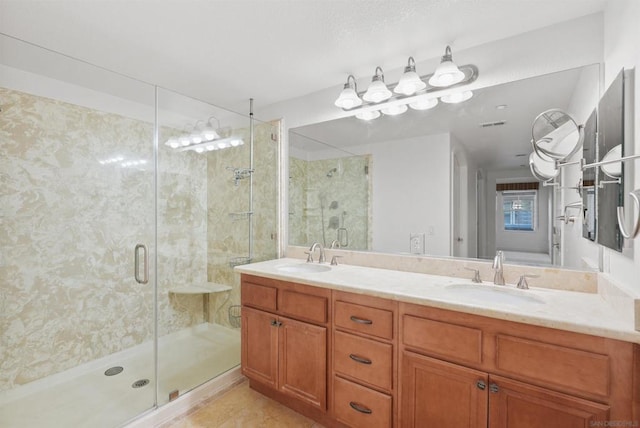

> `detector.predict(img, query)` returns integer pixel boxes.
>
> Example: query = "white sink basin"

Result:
[276,263,331,274]
[445,284,545,305]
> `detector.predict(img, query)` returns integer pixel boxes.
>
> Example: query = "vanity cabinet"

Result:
[240,273,639,428]
[332,291,397,428]
[399,302,634,428]
[241,275,330,412]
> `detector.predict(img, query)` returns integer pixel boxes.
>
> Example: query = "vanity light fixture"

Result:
[334,75,362,109]
[394,57,426,96]
[428,46,466,87]
[334,46,478,121]
[363,67,392,103]
[164,115,244,154]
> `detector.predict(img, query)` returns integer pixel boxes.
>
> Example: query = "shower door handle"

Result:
[134,244,149,284]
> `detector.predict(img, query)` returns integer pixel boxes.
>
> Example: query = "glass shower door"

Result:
[0,34,157,427]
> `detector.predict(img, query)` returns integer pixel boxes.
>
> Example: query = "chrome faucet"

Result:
[492,250,505,285]
[309,242,326,264]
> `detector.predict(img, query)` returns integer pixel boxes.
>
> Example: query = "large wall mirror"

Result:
[288,64,601,270]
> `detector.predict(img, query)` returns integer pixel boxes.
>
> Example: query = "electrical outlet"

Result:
[410,233,425,254]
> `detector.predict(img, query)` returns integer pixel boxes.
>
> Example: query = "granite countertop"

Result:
[236,258,640,344]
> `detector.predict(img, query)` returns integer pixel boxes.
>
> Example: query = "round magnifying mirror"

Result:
[601,144,622,178]
[531,109,583,161]
[529,151,559,181]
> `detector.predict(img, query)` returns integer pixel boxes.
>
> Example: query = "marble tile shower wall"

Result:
[206,121,279,327]
[289,155,371,250]
[0,87,206,392]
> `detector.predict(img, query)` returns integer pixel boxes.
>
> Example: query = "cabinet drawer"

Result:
[334,330,393,391]
[403,315,482,365]
[495,335,610,399]
[241,282,277,312]
[334,376,392,428]
[279,289,327,324]
[335,301,393,340]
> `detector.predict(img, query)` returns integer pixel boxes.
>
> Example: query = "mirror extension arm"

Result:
[617,189,640,239]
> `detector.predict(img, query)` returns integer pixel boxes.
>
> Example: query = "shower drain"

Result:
[104,366,124,376]
[132,379,150,389]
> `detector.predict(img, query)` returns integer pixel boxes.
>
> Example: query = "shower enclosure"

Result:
[0,34,279,427]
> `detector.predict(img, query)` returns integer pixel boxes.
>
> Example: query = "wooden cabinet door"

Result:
[278,315,327,410]
[401,351,488,428]
[241,306,278,388]
[488,375,610,428]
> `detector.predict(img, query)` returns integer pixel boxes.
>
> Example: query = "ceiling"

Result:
[0,0,607,113]
[291,64,600,170]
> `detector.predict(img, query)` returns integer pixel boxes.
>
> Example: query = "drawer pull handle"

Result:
[349,401,372,414]
[350,315,373,325]
[349,354,372,365]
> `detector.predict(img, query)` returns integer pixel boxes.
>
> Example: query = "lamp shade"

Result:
[440,90,473,104]
[409,97,438,110]
[363,68,392,103]
[381,104,408,116]
[355,110,381,121]
[395,59,426,95]
[428,46,465,87]
[334,86,362,109]
[201,126,220,141]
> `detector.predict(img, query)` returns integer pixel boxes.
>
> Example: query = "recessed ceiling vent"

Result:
[480,120,506,128]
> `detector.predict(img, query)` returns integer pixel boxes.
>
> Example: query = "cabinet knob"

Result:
[476,380,486,390]
[489,383,499,393]
[270,319,278,327]
[349,401,373,414]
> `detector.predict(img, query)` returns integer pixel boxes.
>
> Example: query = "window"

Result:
[502,190,536,231]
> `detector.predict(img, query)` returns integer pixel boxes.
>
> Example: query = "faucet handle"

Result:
[464,267,482,283]
[330,255,343,266]
[517,274,539,290]
[304,252,313,263]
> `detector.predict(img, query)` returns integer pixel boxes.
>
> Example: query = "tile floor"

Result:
[163,380,325,427]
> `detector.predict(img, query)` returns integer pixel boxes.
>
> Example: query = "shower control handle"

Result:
[134,244,149,284]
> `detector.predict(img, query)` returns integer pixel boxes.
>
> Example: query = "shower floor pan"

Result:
[0,323,240,428]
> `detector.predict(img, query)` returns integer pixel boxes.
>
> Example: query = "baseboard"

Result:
[125,366,244,428]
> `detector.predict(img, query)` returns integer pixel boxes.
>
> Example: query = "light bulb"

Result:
[179,136,191,146]
[440,90,473,104]
[166,138,179,148]
[195,147,204,153]
[206,145,216,151]
[381,104,408,116]
[218,142,229,149]
[230,139,243,147]
[355,110,381,121]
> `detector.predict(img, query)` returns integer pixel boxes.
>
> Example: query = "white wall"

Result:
[451,135,478,258]
[601,0,640,293]
[561,65,601,269]
[350,134,452,256]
